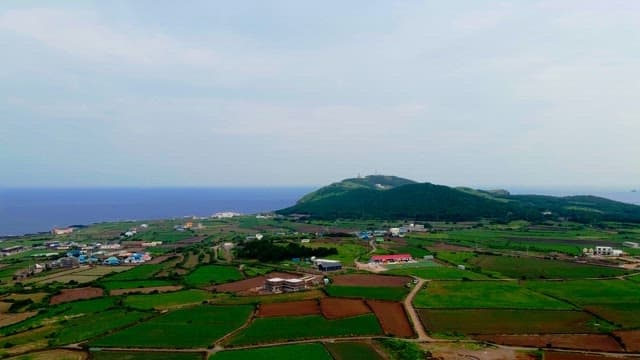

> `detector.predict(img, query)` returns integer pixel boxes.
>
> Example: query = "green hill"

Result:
[278,176,640,223]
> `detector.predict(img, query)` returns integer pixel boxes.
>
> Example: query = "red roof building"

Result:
[370,254,413,263]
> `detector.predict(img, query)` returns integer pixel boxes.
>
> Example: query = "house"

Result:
[408,224,427,232]
[314,259,342,271]
[103,256,121,266]
[59,256,80,268]
[370,254,413,264]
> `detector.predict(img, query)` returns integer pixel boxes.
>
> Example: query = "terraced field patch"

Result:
[212,343,332,360]
[92,352,204,360]
[413,281,573,309]
[325,341,384,360]
[91,305,253,348]
[185,265,243,287]
[103,264,164,281]
[419,309,601,335]
[326,286,408,301]
[257,300,320,317]
[49,287,103,305]
[367,300,413,337]
[227,314,383,345]
[474,334,624,352]
[124,289,214,310]
[319,298,371,319]
[386,265,488,279]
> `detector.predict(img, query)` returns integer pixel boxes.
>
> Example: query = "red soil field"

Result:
[257,300,320,317]
[211,272,301,293]
[367,300,414,337]
[475,334,624,352]
[614,330,640,352]
[49,287,103,305]
[332,274,411,287]
[544,352,628,360]
[320,298,371,319]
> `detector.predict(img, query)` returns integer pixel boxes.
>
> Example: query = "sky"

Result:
[1,1,639,188]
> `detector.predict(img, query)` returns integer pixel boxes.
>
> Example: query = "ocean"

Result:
[0,186,638,237]
[0,187,315,236]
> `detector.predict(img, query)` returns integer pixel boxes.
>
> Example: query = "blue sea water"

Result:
[0,186,638,237]
[0,187,314,236]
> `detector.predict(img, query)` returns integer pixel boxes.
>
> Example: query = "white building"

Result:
[595,246,613,256]
[623,241,639,249]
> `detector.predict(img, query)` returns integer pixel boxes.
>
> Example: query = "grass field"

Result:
[435,251,477,265]
[92,351,204,360]
[525,279,640,328]
[184,265,243,287]
[124,289,214,310]
[304,242,369,264]
[227,314,383,345]
[413,281,574,310]
[91,305,253,348]
[325,341,384,360]
[386,265,488,280]
[103,264,164,281]
[101,280,176,291]
[468,255,627,279]
[325,286,408,301]
[419,309,603,335]
[54,309,150,345]
[212,343,332,360]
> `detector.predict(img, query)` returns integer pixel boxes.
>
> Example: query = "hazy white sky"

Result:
[1,1,639,187]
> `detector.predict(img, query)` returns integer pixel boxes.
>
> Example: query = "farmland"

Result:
[124,289,215,310]
[325,342,384,360]
[226,314,383,345]
[418,309,601,335]
[413,281,574,310]
[213,343,332,360]
[91,305,253,348]
[92,352,204,360]
[467,255,628,279]
[184,265,243,287]
[1,214,640,359]
[325,285,408,301]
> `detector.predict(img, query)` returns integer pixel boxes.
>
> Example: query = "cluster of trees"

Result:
[235,239,337,262]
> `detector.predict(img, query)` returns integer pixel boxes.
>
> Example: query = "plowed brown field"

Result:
[367,300,414,337]
[49,287,103,305]
[320,298,371,319]
[257,300,320,317]
[614,330,640,352]
[332,274,410,287]
[475,334,624,352]
[544,352,626,360]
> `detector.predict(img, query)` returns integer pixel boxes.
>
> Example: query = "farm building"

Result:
[264,276,315,293]
[370,254,413,264]
[58,256,80,268]
[1,245,25,256]
[314,259,342,271]
[623,241,639,248]
[52,227,74,235]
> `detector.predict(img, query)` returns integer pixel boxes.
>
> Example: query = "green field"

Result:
[325,341,384,360]
[304,242,369,264]
[419,309,604,335]
[101,280,176,291]
[103,264,164,281]
[227,314,383,345]
[184,265,243,287]
[435,251,477,265]
[212,343,332,360]
[386,265,488,280]
[54,309,150,345]
[124,289,214,310]
[525,279,640,328]
[91,305,253,348]
[467,255,628,279]
[413,281,574,310]
[325,286,408,301]
[92,351,204,360]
